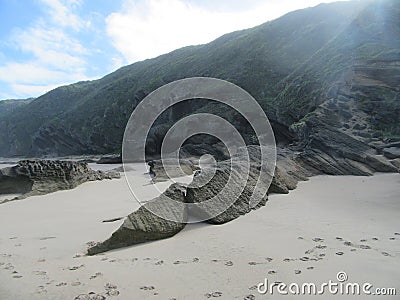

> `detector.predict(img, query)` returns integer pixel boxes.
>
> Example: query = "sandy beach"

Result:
[0,168,399,299]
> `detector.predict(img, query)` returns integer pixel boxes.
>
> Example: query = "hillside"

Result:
[0,0,370,157]
[0,98,33,118]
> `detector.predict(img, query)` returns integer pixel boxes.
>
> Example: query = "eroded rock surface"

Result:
[88,184,186,255]
[0,160,120,203]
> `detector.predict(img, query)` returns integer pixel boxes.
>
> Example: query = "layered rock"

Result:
[383,147,400,160]
[87,184,187,255]
[96,155,122,164]
[148,158,198,182]
[0,160,120,203]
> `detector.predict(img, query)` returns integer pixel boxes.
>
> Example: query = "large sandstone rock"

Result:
[185,146,274,224]
[0,160,120,203]
[87,184,187,255]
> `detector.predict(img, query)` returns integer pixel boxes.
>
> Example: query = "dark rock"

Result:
[87,184,187,255]
[185,146,273,224]
[97,155,122,164]
[0,160,120,202]
[269,150,311,194]
[148,158,198,182]
[390,158,400,170]
[383,147,400,159]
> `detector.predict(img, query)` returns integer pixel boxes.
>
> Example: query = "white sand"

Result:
[0,171,399,299]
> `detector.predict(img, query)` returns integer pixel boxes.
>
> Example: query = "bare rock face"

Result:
[148,158,198,182]
[185,146,274,225]
[0,160,120,203]
[87,184,187,255]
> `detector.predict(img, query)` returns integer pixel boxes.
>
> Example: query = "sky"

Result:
[0,0,347,99]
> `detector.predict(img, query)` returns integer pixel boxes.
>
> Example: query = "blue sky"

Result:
[0,0,343,99]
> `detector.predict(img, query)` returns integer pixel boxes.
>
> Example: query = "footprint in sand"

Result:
[71,281,82,286]
[140,286,156,292]
[39,236,56,241]
[389,237,396,240]
[395,233,400,236]
[297,237,304,240]
[283,258,293,262]
[381,252,391,257]
[90,272,103,280]
[13,274,23,279]
[265,257,273,262]
[75,292,105,300]
[68,264,85,271]
[336,237,343,241]
[359,245,371,250]
[173,260,187,265]
[312,238,324,242]
[14,243,22,247]
[4,263,14,270]
[268,270,277,275]
[225,261,234,267]
[56,282,67,287]
[9,237,18,240]
[336,252,344,256]
[36,286,47,295]
[372,237,379,241]
[205,291,223,298]
[249,285,258,291]
[34,270,47,276]
[299,256,310,261]
[132,258,138,262]
[294,270,302,275]
[193,257,200,263]
[37,258,46,263]
[307,266,314,270]
[155,260,164,266]
[360,239,367,242]
[244,295,255,300]
[105,283,120,296]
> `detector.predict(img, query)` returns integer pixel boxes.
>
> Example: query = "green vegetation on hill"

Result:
[0,0,398,157]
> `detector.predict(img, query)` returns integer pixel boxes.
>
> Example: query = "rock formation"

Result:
[0,160,120,203]
[88,184,186,255]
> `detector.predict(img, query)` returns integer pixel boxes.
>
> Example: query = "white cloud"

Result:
[0,0,91,98]
[40,0,84,30]
[0,61,86,85]
[106,0,344,63]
